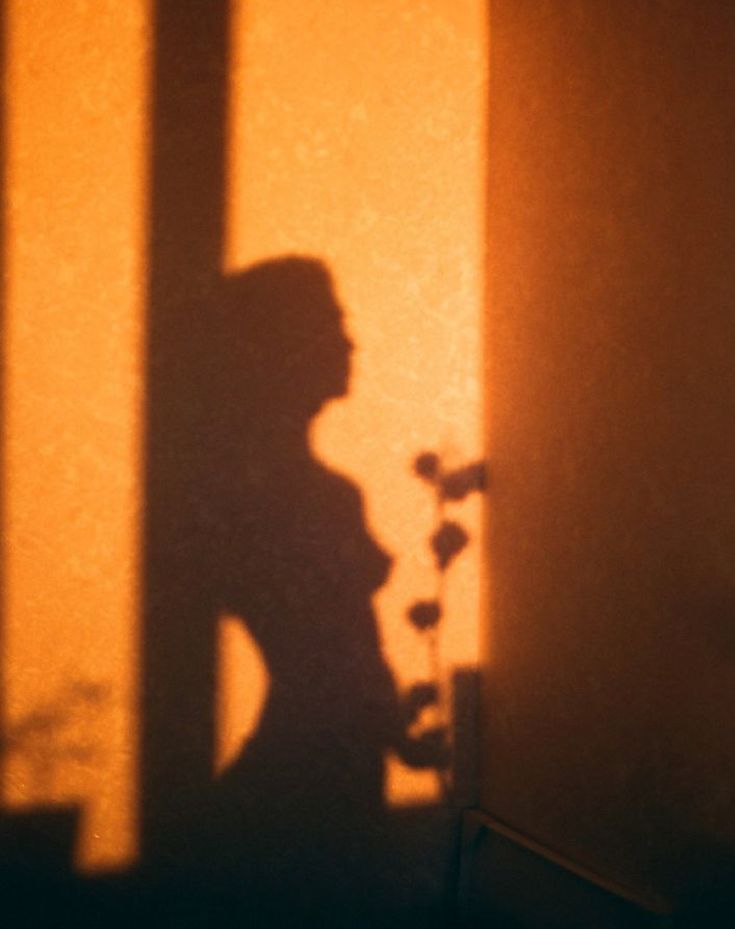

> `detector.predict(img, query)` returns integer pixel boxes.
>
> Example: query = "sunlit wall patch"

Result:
[1,0,149,872]
[223,0,488,809]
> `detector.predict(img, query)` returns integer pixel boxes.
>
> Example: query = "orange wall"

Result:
[484,0,735,905]
[1,0,487,874]
[223,0,487,806]
[2,0,148,871]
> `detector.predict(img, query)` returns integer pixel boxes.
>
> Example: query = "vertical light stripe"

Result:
[223,0,488,805]
[2,0,149,871]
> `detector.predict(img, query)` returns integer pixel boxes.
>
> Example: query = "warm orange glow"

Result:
[215,614,269,775]
[1,0,487,876]
[224,0,487,807]
[2,0,149,871]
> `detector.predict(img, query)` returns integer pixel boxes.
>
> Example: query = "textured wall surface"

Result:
[484,0,735,907]
[223,0,487,807]
[0,0,487,897]
[2,0,148,871]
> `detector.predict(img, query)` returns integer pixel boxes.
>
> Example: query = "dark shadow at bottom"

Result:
[0,807,462,929]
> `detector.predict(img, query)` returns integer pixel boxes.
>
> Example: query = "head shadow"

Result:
[215,256,354,427]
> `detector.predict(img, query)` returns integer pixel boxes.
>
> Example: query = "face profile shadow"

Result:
[192,256,447,928]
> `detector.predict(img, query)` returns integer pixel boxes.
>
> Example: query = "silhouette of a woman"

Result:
[205,257,443,923]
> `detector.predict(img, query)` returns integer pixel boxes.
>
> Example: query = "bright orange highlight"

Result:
[216,614,269,776]
[223,0,487,806]
[2,0,149,871]
[1,0,487,872]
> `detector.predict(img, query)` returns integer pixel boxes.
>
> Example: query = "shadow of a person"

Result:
[199,256,446,927]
